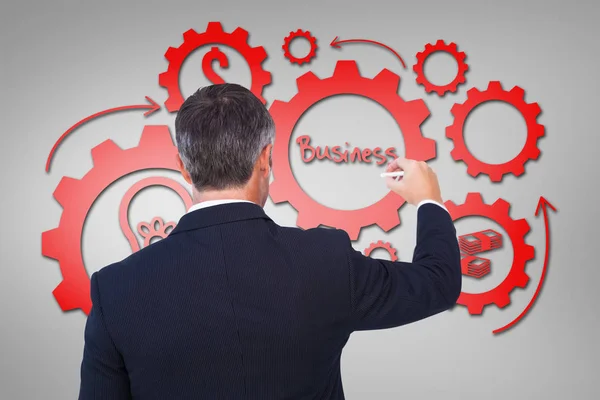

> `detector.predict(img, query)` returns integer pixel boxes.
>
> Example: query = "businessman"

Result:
[78,83,462,399]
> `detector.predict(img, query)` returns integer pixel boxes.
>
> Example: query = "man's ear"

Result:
[176,154,193,185]
[259,144,273,177]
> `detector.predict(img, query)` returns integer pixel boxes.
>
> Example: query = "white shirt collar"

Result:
[187,199,255,214]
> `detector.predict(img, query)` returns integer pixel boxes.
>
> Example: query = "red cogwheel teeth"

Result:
[41,126,180,314]
[413,39,469,96]
[364,241,399,261]
[282,29,318,65]
[268,60,436,240]
[158,22,272,112]
[445,192,535,315]
[446,81,545,182]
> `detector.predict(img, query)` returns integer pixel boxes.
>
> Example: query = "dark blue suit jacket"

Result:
[79,202,461,399]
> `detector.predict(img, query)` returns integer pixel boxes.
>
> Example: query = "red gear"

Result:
[268,60,435,240]
[446,81,544,182]
[282,29,318,65]
[364,240,398,262]
[159,22,272,112]
[413,40,468,96]
[41,126,180,314]
[445,192,535,314]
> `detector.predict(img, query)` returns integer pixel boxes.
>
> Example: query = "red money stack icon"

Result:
[459,229,503,254]
[460,253,491,278]
[458,229,503,279]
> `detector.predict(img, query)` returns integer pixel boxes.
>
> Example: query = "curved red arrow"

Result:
[330,36,407,69]
[45,96,160,173]
[493,197,557,334]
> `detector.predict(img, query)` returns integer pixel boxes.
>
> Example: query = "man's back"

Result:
[79,201,461,399]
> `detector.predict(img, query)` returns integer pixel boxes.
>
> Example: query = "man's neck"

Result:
[191,188,258,206]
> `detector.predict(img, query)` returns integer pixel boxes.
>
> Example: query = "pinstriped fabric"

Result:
[79,202,461,399]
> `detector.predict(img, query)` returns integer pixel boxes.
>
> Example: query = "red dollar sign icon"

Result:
[202,46,229,84]
[159,22,271,112]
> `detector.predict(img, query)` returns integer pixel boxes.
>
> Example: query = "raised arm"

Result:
[344,158,462,331]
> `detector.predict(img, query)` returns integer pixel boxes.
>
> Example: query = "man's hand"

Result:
[384,157,443,206]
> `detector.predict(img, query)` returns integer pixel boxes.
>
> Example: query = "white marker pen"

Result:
[380,171,405,178]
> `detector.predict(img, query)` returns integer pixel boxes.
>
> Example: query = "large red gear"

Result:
[41,126,180,314]
[282,29,318,65]
[445,192,535,315]
[159,22,272,112]
[268,60,435,240]
[364,240,398,262]
[413,39,468,96]
[446,81,545,182]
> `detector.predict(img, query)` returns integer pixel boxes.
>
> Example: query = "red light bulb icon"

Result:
[119,176,193,253]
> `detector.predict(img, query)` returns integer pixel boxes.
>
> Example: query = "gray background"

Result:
[1,0,598,398]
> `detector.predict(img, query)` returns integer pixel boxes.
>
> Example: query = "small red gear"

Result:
[282,29,318,65]
[159,22,272,112]
[364,240,398,262]
[268,60,435,240]
[446,81,545,182]
[41,126,180,314]
[445,192,535,315]
[413,40,468,96]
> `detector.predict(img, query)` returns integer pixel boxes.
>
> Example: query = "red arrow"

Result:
[330,36,407,69]
[45,96,160,172]
[493,197,557,334]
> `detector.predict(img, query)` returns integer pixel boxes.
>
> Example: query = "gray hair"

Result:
[175,83,275,191]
